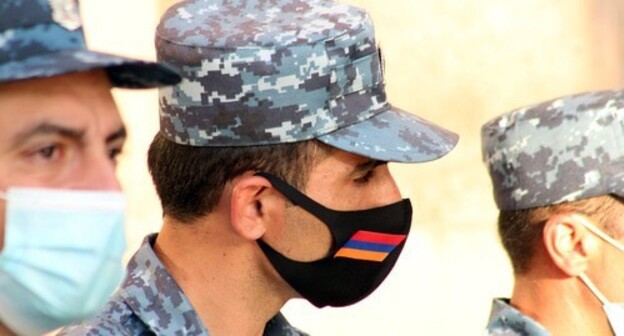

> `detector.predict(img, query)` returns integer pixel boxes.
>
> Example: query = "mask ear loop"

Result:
[254,172,342,253]
[579,273,609,305]
[574,215,621,306]
[254,172,337,224]
[575,215,624,253]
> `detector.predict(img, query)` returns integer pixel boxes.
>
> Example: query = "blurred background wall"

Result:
[82,0,624,334]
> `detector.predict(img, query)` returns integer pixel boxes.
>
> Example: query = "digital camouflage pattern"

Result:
[59,234,308,336]
[157,0,458,162]
[485,299,549,336]
[0,0,180,87]
[482,90,624,210]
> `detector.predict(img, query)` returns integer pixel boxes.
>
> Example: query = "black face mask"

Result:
[255,172,412,308]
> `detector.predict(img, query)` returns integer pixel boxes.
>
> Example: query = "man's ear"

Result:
[230,175,285,241]
[543,213,597,277]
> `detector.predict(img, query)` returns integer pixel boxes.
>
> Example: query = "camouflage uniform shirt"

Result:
[59,234,307,336]
[485,298,549,336]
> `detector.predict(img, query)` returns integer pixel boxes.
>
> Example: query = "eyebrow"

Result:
[106,126,127,144]
[10,123,126,148]
[351,159,386,175]
[12,122,85,147]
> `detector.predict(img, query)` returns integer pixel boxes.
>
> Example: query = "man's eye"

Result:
[37,145,59,159]
[354,170,374,184]
[108,147,123,161]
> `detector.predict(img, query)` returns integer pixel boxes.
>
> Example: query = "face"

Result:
[0,70,125,250]
[262,149,402,262]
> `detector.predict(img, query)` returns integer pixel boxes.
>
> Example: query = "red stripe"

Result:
[350,230,406,245]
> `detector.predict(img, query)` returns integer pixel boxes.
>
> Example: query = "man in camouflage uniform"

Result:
[482,91,624,335]
[0,0,179,335]
[61,0,458,334]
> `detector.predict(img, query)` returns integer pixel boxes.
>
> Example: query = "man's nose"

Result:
[77,151,121,191]
[374,168,402,206]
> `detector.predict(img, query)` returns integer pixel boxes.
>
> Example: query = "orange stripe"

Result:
[334,248,388,262]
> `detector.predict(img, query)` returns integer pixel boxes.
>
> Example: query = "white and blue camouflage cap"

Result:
[482,90,624,210]
[156,0,458,163]
[0,0,181,88]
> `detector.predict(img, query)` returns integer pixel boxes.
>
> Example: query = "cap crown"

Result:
[482,90,624,210]
[0,0,84,65]
[0,0,181,88]
[157,0,388,146]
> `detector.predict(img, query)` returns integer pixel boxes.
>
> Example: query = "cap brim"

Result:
[0,49,180,88]
[317,105,458,163]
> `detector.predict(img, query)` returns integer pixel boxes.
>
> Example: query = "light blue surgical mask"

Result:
[0,187,126,336]
[576,216,624,336]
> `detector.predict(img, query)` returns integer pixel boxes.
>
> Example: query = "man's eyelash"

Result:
[355,170,374,183]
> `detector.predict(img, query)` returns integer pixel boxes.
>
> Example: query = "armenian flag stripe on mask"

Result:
[334,230,407,262]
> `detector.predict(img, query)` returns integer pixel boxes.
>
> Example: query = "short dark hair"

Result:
[498,194,624,274]
[147,133,330,223]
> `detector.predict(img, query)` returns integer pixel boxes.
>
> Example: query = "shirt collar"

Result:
[487,298,549,336]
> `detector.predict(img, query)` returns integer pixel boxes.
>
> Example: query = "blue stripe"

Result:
[343,240,396,252]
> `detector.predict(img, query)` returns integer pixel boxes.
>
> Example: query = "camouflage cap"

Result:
[0,0,181,88]
[482,90,624,210]
[156,0,458,163]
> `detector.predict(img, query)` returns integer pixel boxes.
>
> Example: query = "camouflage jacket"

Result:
[59,234,307,336]
[485,298,549,336]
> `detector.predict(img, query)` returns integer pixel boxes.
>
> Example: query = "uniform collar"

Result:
[119,233,207,334]
[119,233,306,336]
[486,298,549,336]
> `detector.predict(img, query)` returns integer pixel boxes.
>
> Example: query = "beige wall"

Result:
[84,0,623,335]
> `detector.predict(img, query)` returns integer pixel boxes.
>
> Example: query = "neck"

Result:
[0,322,15,336]
[154,213,292,336]
[511,272,613,336]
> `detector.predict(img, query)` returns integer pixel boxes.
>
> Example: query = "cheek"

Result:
[595,248,624,301]
[328,180,401,210]
[0,202,5,252]
[270,206,331,262]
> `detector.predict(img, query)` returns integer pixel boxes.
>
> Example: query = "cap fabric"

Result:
[156,0,458,163]
[0,0,181,88]
[482,90,624,210]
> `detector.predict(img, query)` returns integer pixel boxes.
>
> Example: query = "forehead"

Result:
[309,147,372,176]
[0,70,120,138]
[0,69,111,97]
